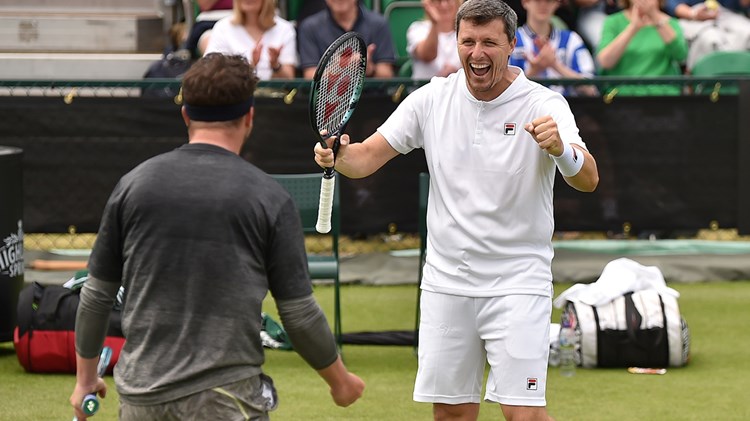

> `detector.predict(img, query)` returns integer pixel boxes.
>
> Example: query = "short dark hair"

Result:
[181,53,259,108]
[456,0,518,44]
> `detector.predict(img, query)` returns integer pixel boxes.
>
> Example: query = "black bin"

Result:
[0,146,23,342]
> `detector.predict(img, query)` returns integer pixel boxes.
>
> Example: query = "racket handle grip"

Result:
[76,346,111,419]
[316,174,335,233]
[81,394,100,416]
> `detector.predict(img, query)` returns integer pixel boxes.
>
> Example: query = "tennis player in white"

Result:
[314,0,599,419]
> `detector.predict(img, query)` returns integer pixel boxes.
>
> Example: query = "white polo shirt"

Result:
[378,67,586,298]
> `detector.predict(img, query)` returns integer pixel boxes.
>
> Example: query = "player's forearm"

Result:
[335,135,399,179]
[317,356,352,391]
[276,295,338,370]
[316,355,365,407]
[75,277,119,359]
[277,296,363,406]
[76,355,101,386]
[564,147,599,192]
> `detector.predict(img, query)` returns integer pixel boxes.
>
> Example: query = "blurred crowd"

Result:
[154,0,750,96]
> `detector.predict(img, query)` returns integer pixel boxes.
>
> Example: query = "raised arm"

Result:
[597,15,641,70]
[525,115,599,192]
[412,0,455,62]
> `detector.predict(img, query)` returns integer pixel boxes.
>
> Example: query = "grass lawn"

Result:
[1,280,749,420]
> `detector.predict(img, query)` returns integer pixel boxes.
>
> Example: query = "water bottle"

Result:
[559,314,577,377]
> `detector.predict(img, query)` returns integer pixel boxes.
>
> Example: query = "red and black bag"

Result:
[13,281,124,373]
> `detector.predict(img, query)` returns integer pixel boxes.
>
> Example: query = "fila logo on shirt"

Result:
[527,378,538,391]
[504,123,516,135]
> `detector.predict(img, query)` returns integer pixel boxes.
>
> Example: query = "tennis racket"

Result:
[309,32,367,233]
[74,346,113,421]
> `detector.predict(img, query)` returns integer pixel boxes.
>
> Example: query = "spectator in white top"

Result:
[406,0,463,79]
[204,0,298,79]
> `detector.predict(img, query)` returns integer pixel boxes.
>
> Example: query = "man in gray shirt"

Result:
[70,53,364,421]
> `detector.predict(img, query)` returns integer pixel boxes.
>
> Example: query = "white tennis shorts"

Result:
[413,290,551,407]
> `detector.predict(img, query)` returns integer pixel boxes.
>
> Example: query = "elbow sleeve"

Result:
[276,295,338,370]
[75,277,120,358]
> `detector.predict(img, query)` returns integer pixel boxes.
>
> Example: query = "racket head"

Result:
[309,32,367,148]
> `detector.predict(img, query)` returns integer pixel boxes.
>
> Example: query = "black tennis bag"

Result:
[13,281,124,373]
[563,290,690,368]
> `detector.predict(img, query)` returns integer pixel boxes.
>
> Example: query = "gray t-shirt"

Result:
[88,143,312,405]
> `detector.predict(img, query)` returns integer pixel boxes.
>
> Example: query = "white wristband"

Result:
[552,143,584,177]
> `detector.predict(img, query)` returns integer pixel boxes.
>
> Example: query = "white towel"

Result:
[554,257,680,308]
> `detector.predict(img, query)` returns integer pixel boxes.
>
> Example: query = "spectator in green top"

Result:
[596,0,688,95]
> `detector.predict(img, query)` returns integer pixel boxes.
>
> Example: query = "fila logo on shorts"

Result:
[527,378,538,391]
[504,123,516,135]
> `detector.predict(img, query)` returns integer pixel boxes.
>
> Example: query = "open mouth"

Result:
[470,63,490,76]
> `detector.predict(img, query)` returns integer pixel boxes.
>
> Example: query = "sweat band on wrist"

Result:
[552,143,585,177]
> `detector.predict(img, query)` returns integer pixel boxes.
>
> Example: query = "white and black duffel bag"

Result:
[562,289,690,368]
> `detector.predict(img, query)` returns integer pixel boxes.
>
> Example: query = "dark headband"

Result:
[184,97,254,122]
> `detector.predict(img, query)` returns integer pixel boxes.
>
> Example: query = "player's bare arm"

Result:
[314,132,399,179]
[525,115,599,192]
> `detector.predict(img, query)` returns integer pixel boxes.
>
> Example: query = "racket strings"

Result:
[315,38,366,135]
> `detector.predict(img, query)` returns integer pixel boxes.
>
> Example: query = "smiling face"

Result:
[457,18,516,101]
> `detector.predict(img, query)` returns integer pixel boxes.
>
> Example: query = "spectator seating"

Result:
[692,51,750,77]
[381,0,408,13]
[692,51,750,95]
[383,1,425,68]
[0,0,172,79]
[398,58,414,77]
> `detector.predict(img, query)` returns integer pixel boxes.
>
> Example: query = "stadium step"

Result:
[0,13,166,54]
[0,52,163,80]
[0,1,184,80]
